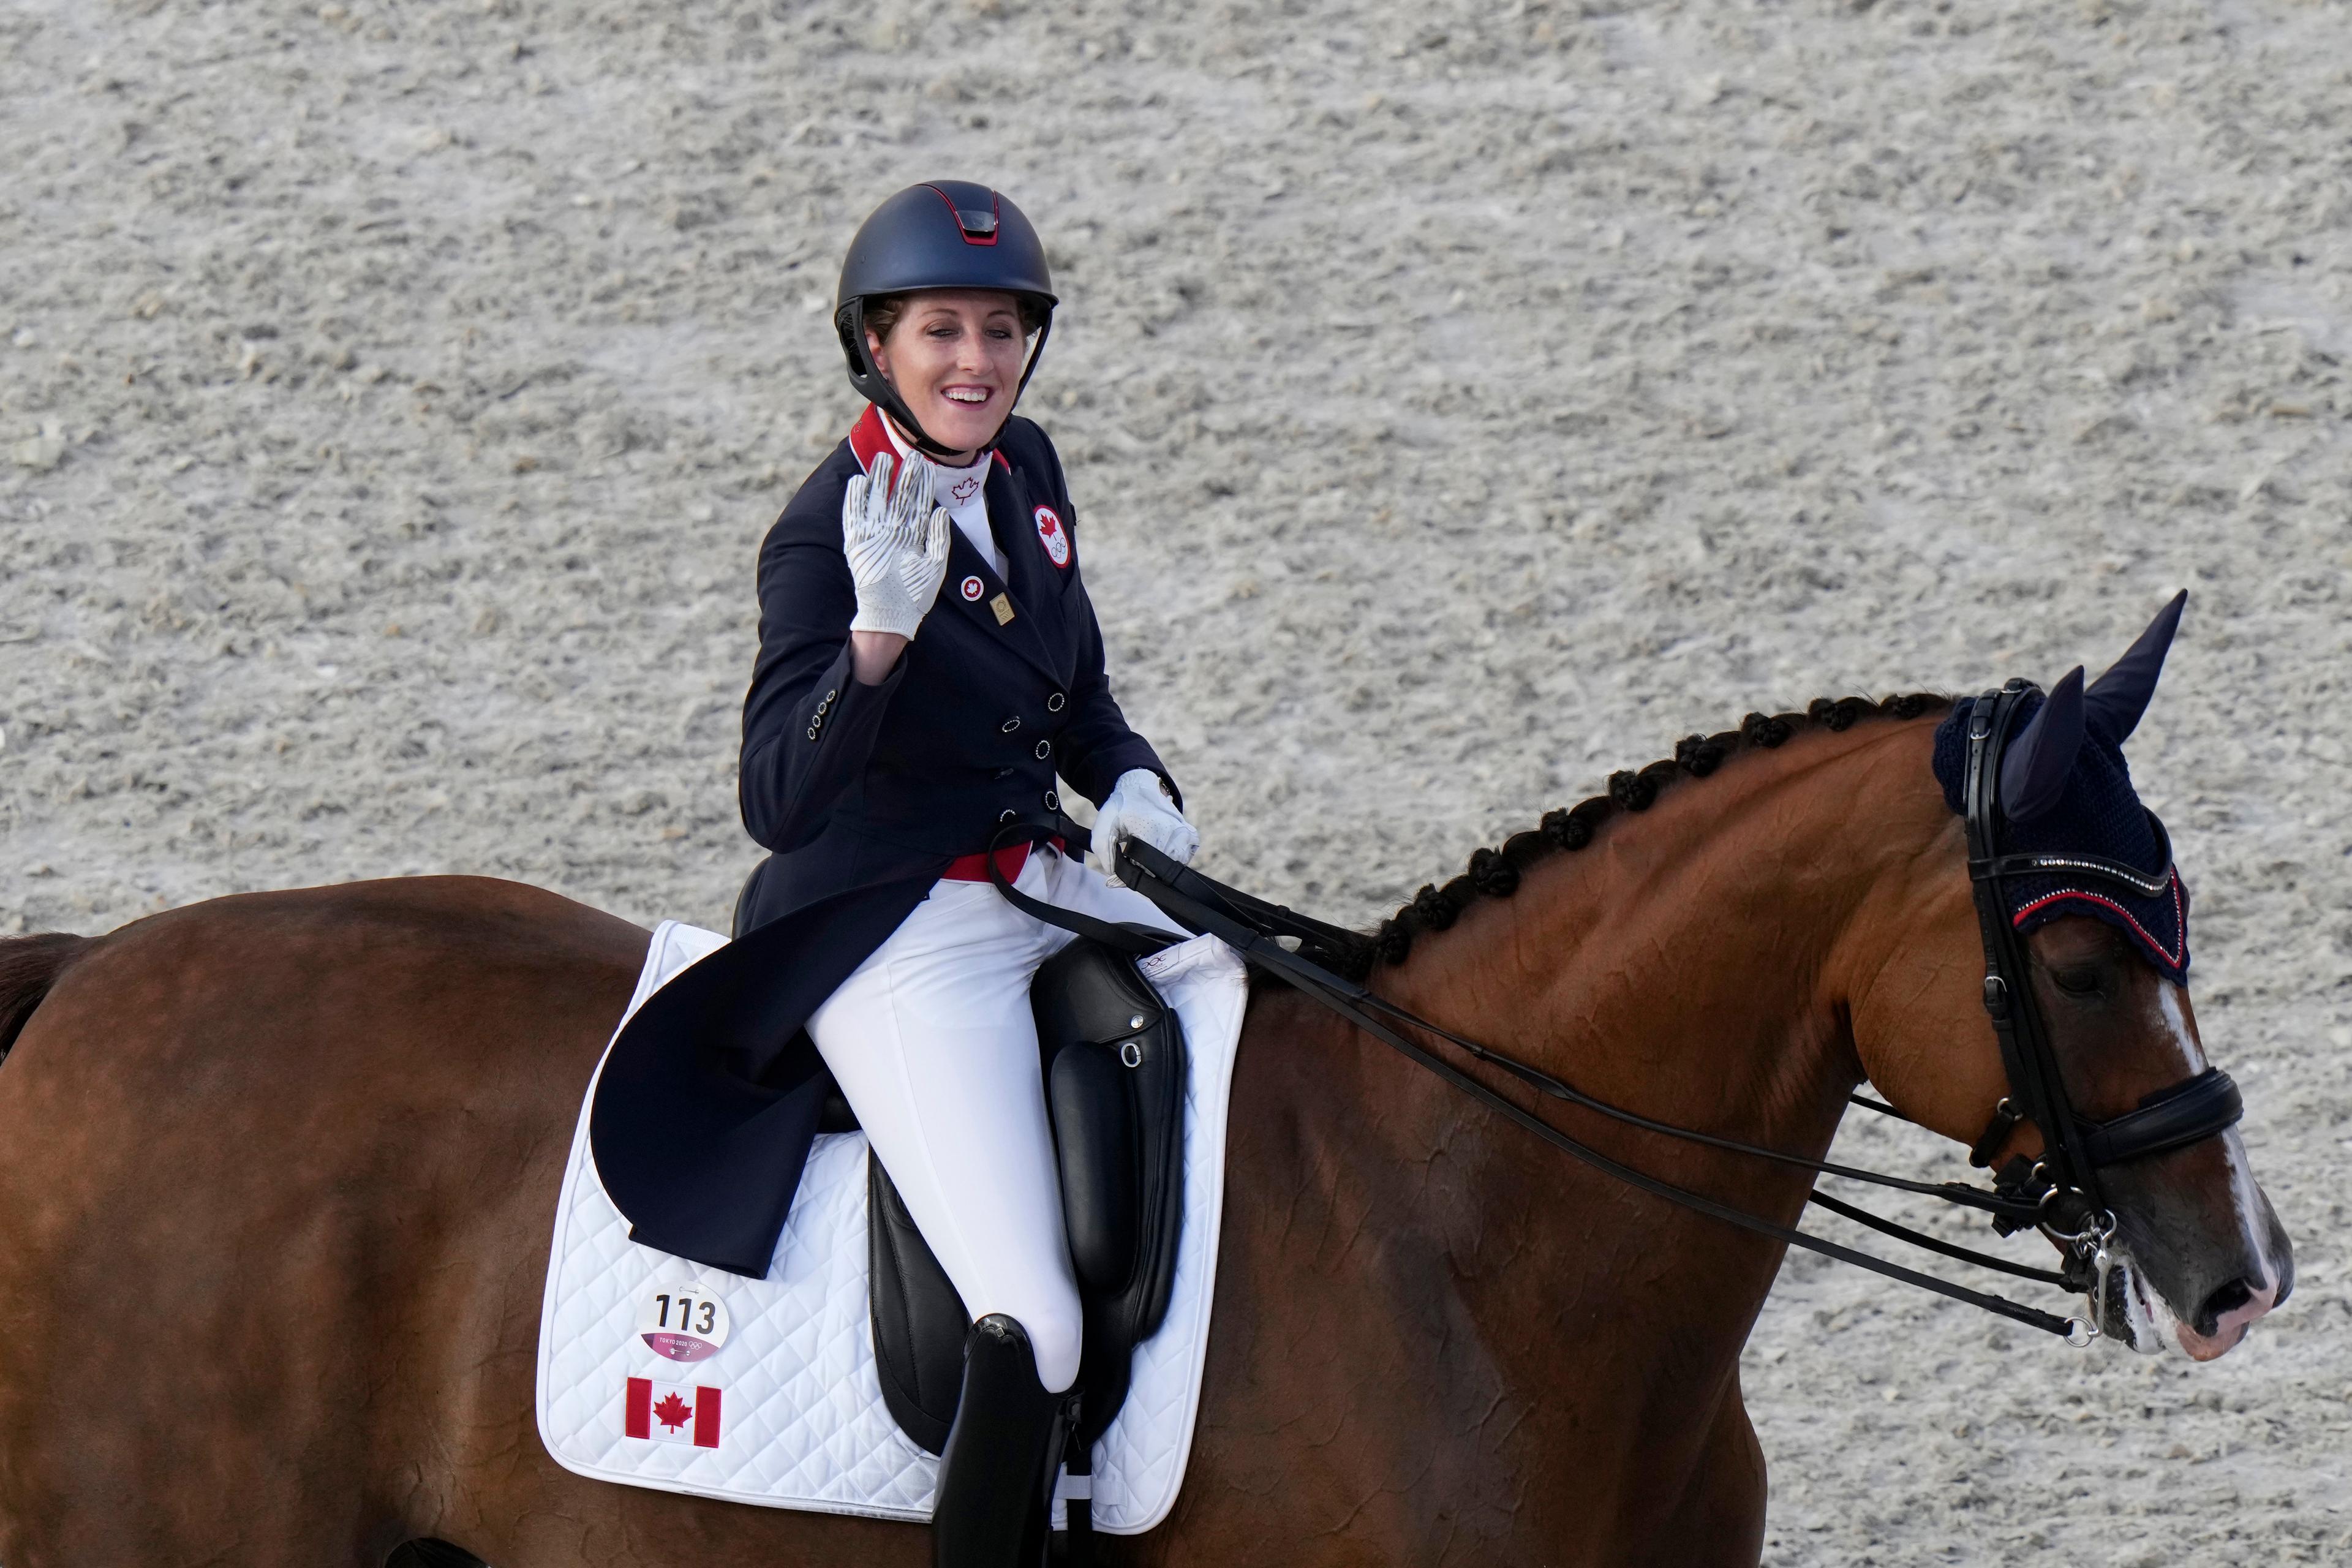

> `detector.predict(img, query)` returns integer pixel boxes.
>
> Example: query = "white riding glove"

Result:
[1090,767,1200,886]
[842,450,952,639]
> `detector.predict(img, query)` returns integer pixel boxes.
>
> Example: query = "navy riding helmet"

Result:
[834,181,1059,458]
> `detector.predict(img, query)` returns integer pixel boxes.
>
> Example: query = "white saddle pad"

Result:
[535,919,1250,1533]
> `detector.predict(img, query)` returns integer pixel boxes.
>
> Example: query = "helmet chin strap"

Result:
[834,298,1054,459]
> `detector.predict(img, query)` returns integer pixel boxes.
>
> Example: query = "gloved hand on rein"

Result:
[842,451,952,639]
[1091,768,1199,887]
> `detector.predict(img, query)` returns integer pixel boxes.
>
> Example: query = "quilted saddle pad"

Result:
[535,919,1251,1533]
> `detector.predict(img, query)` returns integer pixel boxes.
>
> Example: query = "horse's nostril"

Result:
[2194,1277,2255,1337]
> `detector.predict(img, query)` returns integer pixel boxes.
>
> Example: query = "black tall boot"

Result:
[932,1314,1063,1568]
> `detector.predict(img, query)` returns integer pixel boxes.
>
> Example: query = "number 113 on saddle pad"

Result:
[534,919,1250,1531]
[637,1281,730,1363]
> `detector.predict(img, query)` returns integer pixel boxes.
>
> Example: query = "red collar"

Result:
[846,404,1011,474]
[846,404,893,473]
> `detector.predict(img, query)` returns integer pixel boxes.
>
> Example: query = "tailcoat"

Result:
[589,408,1174,1275]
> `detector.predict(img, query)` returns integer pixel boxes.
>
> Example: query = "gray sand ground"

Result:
[4,0,2350,1560]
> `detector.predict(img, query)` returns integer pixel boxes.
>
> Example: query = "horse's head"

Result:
[1844,592,2290,1359]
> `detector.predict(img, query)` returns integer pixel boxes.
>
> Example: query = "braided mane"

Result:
[1322,693,1954,981]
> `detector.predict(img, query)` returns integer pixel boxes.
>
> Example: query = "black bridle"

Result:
[1955,682,2243,1270]
[992,696,2242,1344]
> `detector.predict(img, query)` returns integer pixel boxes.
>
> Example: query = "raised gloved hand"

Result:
[1090,767,1199,886]
[842,450,952,639]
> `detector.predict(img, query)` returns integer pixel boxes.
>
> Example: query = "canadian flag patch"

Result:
[1034,505,1071,567]
[624,1376,723,1448]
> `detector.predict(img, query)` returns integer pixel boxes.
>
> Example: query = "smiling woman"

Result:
[862,292,1050,460]
[589,180,1204,1568]
[865,292,1036,456]
[830,181,1060,466]
[842,291,1040,686]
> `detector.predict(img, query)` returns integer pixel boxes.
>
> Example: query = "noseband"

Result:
[1958,681,2244,1261]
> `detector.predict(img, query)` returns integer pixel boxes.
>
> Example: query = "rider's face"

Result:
[870,290,1028,461]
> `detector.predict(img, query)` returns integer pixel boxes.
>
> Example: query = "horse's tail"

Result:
[0,932,91,1067]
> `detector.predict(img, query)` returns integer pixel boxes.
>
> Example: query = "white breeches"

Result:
[805,845,1181,1394]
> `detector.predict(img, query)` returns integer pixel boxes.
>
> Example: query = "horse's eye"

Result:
[2051,964,2105,997]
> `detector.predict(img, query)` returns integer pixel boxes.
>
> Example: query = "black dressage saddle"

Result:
[730,882,1189,1455]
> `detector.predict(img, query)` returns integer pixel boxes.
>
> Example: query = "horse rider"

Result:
[600,181,1201,1566]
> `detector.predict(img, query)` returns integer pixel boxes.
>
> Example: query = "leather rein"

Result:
[991,694,2242,1344]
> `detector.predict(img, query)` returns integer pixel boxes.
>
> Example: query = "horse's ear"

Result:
[2000,665,2086,823]
[2084,589,2187,746]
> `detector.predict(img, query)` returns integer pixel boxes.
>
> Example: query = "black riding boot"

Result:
[932,1314,1063,1568]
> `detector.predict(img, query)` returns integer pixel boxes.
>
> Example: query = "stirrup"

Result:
[932,1315,1062,1568]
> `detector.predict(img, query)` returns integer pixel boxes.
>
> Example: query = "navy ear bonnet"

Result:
[1929,593,2192,981]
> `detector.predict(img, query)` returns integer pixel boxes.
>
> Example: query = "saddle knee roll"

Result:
[1032,938,1189,1452]
[1048,1043,1138,1292]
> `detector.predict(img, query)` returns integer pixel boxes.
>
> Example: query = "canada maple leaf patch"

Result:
[625,1378,722,1447]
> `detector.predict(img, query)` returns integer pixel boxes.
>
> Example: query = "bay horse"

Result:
[0,692,2289,1566]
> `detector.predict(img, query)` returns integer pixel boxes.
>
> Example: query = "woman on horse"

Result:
[741,181,1195,1561]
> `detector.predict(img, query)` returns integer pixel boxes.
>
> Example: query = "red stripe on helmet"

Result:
[925,183,1000,246]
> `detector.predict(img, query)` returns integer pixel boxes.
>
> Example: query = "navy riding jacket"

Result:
[589,407,1174,1276]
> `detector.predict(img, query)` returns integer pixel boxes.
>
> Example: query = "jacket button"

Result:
[825,689,838,703]
[1033,739,1051,760]
[1043,790,1059,812]
[806,726,819,741]
[998,809,1018,824]
[1000,717,1021,734]
[1046,692,1066,713]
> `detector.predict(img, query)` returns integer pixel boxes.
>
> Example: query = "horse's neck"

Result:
[1204,725,1931,1552]
[1382,747,1894,1147]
